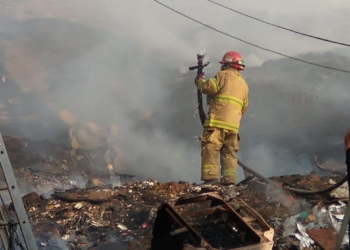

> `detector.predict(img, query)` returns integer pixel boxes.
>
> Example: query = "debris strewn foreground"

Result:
[1,135,348,249]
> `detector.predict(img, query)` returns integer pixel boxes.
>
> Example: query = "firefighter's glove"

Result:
[195,73,205,85]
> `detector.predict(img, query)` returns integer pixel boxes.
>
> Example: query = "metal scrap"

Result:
[152,193,274,250]
[306,228,338,250]
[291,222,314,249]
[328,201,349,245]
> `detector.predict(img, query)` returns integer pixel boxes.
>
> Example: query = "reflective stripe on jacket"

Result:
[196,68,249,133]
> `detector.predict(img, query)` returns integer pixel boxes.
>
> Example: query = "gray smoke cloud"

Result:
[0,0,349,185]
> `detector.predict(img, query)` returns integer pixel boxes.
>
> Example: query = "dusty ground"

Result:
[0,135,346,250]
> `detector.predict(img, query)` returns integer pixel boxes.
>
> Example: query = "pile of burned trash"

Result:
[24,180,241,250]
[18,174,348,250]
[1,135,349,249]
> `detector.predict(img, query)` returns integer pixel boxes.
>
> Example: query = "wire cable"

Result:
[153,0,350,74]
[208,0,350,48]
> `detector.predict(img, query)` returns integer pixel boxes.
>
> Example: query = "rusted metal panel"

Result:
[151,192,274,250]
[306,228,337,250]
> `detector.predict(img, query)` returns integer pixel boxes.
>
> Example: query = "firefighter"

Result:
[195,51,249,185]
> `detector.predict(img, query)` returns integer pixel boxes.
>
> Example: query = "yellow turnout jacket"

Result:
[196,68,249,133]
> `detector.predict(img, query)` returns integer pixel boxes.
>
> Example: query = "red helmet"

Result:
[219,51,245,70]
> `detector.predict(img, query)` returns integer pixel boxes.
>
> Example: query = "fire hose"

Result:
[238,160,348,195]
[189,54,347,195]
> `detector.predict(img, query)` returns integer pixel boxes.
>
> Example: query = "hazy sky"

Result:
[3,0,350,67]
[116,0,350,67]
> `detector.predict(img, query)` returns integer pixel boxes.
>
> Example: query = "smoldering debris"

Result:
[0,135,345,249]
[23,180,235,249]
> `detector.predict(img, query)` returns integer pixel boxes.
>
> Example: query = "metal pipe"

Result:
[334,201,350,250]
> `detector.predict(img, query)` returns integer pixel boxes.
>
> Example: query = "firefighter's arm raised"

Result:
[195,74,221,95]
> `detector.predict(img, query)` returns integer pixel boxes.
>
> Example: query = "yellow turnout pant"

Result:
[199,127,239,183]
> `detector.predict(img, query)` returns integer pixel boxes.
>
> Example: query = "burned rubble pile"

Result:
[1,135,349,249]
[239,174,349,249]
[22,179,244,249]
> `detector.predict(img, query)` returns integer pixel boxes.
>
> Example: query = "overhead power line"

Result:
[153,0,350,74]
[208,0,350,48]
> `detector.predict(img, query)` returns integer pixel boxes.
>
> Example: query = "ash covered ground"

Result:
[0,135,345,250]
